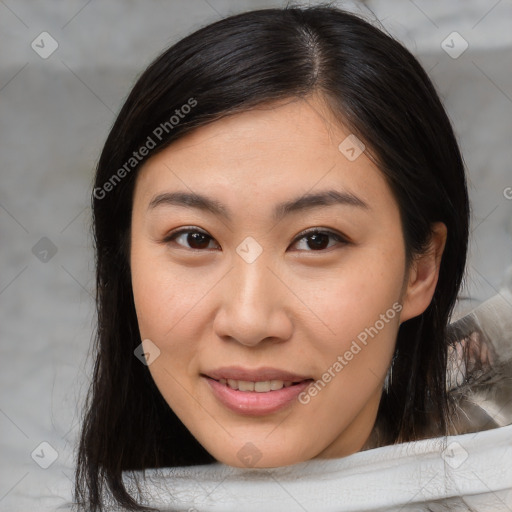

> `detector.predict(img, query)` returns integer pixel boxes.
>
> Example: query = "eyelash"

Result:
[162,227,350,253]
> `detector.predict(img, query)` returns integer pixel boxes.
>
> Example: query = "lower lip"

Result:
[204,377,313,416]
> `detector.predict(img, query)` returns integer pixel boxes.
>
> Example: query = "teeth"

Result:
[238,380,255,391]
[270,380,284,390]
[255,381,271,392]
[218,379,300,392]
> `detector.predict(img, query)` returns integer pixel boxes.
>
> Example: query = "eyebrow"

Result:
[148,189,369,222]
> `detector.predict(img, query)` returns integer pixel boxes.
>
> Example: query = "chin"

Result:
[207,440,314,469]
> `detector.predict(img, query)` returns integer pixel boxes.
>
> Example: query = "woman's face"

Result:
[130,96,422,467]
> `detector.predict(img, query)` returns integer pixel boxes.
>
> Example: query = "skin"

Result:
[130,95,447,468]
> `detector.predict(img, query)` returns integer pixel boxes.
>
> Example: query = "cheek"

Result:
[130,254,202,410]
[303,248,404,338]
[131,243,208,340]
[298,267,402,432]
[130,247,219,399]
[298,247,404,404]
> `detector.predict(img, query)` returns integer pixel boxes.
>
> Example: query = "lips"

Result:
[202,366,314,415]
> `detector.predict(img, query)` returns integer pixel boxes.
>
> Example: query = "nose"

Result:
[213,253,293,347]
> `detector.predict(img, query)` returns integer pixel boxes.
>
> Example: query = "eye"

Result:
[163,227,220,251]
[162,227,349,252]
[290,228,349,252]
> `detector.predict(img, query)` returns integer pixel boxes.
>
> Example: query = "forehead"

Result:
[133,96,395,217]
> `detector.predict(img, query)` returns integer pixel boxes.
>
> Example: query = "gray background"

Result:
[1,0,511,509]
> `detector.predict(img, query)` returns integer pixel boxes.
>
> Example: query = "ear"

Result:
[399,222,447,323]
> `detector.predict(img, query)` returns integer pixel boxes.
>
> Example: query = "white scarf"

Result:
[110,423,511,511]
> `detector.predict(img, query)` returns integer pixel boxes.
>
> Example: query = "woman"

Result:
[75,5,512,511]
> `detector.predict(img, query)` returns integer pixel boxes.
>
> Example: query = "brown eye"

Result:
[164,229,219,250]
[184,231,212,249]
[291,229,348,252]
[304,232,330,250]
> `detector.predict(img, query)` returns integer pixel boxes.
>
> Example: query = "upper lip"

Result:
[203,366,313,382]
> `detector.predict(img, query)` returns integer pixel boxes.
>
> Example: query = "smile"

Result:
[216,378,305,392]
[202,371,314,416]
